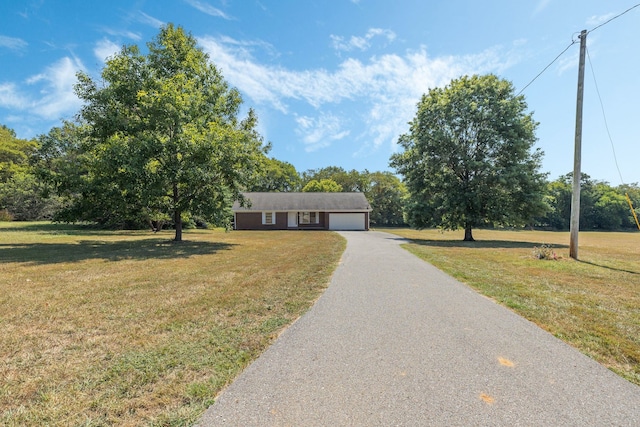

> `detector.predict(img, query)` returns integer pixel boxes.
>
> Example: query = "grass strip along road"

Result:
[383,228,639,387]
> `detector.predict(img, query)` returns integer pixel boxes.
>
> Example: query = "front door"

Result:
[287,211,298,228]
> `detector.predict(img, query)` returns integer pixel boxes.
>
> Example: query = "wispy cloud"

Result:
[100,27,141,41]
[137,11,164,28]
[184,0,231,19]
[199,36,512,154]
[331,28,396,52]
[0,57,85,121]
[214,35,279,59]
[0,35,28,51]
[0,83,27,109]
[94,38,121,63]
[295,113,350,152]
[556,48,579,75]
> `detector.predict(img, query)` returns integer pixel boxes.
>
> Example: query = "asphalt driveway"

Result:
[197,231,640,426]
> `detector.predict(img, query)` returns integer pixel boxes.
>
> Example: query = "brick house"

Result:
[232,192,372,231]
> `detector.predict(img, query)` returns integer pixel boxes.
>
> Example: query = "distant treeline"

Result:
[1,123,638,230]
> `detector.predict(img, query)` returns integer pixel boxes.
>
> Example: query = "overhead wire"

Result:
[515,3,640,228]
[585,46,625,185]
[587,3,640,34]
[586,40,640,230]
[517,2,640,96]
[516,40,576,96]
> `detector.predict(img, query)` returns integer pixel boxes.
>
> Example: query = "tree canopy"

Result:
[72,24,266,240]
[535,173,640,231]
[0,125,60,220]
[301,167,368,193]
[366,171,407,226]
[390,74,547,240]
[247,157,301,192]
[302,178,343,192]
[300,166,407,226]
[0,125,37,183]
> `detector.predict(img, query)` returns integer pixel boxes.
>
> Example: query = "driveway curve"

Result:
[197,231,640,426]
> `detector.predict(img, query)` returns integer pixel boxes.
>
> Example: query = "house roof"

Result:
[233,192,372,212]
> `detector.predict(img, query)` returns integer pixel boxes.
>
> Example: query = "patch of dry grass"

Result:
[381,228,640,386]
[0,223,345,426]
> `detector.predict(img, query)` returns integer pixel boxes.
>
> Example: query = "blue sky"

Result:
[1,0,639,185]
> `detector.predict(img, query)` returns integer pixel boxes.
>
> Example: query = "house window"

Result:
[298,211,319,224]
[262,211,276,225]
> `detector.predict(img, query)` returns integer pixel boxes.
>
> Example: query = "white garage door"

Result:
[329,213,366,230]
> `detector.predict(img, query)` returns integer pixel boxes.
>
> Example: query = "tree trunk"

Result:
[173,183,182,242]
[464,224,475,241]
[174,210,182,241]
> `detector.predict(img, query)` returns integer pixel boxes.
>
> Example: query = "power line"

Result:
[517,3,640,96]
[588,3,640,34]
[586,46,625,185]
[517,40,577,96]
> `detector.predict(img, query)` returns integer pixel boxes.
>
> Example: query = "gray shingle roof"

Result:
[233,192,372,212]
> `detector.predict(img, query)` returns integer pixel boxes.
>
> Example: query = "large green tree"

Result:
[74,24,266,240]
[301,178,342,192]
[367,171,407,226]
[0,125,36,183]
[536,173,639,230]
[33,122,111,224]
[301,167,368,192]
[247,157,301,192]
[390,74,547,241]
[0,125,59,220]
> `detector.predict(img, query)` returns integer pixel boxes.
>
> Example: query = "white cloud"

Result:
[199,35,512,155]
[184,0,231,19]
[198,36,289,112]
[101,27,141,41]
[0,83,28,109]
[295,113,350,152]
[2,57,85,121]
[331,28,396,52]
[94,38,121,63]
[31,57,85,119]
[214,35,279,59]
[138,11,164,28]
[0,35,28,51]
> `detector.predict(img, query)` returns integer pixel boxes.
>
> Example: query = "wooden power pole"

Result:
[570,29,587,260]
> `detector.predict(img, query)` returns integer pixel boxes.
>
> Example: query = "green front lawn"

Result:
[0,223,345,426]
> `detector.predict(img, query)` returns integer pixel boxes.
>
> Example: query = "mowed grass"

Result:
[0,222,345,426]
[381,228,640,386]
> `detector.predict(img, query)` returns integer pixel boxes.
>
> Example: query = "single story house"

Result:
[232,192,372,231]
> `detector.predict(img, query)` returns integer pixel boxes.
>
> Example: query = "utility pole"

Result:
[570,29,587,260]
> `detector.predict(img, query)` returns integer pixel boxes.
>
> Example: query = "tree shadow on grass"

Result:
[406,238,569,250]
[0,238,234,264]
[0,222,155,236]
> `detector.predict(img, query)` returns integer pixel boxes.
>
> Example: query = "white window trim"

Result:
[298,211,320,224]
[262,211,276,225]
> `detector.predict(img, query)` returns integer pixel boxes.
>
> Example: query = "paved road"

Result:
[197,231,640,426]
